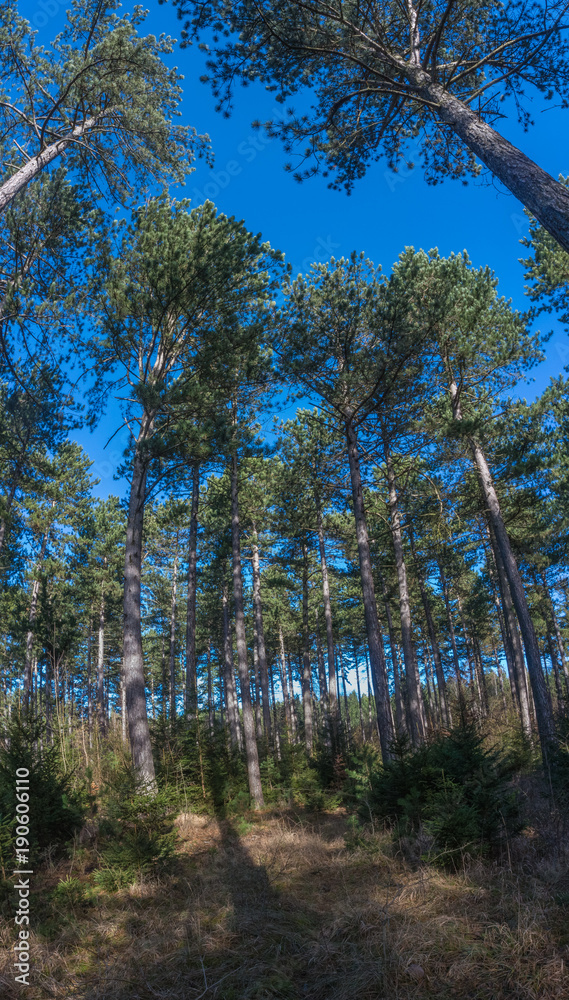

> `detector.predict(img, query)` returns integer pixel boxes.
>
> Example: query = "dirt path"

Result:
[1,809,568,999]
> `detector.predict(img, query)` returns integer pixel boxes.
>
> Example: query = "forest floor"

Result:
[1,802,569,1000]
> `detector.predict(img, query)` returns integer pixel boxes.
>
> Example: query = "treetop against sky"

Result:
[11,0,569,498]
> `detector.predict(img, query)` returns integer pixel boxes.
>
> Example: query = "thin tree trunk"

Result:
[408,529,451,727]
[122,436,156,791]
[222,579,241,748]
[23,525,50,712]
[279,625,292,734]
[465,427,554,749]
[540,573,569,699]
[354,648,365,742]
[206,638,214,732]
[377,569,406,734]
[252,620,264,741]
[301,539,314,753]
[86,623,93,748]
[185,462,200,716]
[316,502,338,722]
[269,662,282,759]
[251,527,272,738]
[169,539,179,721]
[230,448,264,808]
[384,448,424,744]
[438,559,466,710]
[486,527,533,735]
[97,579,107,734]
[345,416,394,759]
[287,653,299,739]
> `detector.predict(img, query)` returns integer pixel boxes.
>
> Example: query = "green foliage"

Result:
[349,723,523,864]
[0,715,84,861]
[51,875,88,908]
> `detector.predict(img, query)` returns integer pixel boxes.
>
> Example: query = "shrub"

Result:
[0,715,84,862]
[350,722,522,864]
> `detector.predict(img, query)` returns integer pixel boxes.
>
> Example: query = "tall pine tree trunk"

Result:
[230,450,264,809]
[301,540,314,753]
[316,502,338,722]
[345,416,394,760]
[449,376,553,749]
[23,525,50,712]
[122,435,156,792]
[185,463,200,716]
[384,448,425,744]
[408,528,451,728]
[97,583,107,734]
[222,579,241,748]
[169,539,179,721]
[251,527,272,738]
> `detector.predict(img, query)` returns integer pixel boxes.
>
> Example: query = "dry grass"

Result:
[1,802,568,1000]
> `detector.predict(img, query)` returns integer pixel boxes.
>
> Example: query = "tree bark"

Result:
[23,526,50,712]
[230,450,264,808]
[251,527,272,738]
[97,582,107,734]
[301,539,314,753]
[408,528,451,728]
[185,462,200,716]
[316,502,339,721]
[169,538,179,721]
[407,67,569,253]
[222,578,241,748]
[0,114,99,216]
[122,440,156,792]
[345,416,394,759]
[279,625,293,734]
[438,559,466,710]
[384,448,425,744]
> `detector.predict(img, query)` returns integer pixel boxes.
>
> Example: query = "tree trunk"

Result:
[486,523,534,735]
[222,579,241,748]
[122,439,156,792]
[464,431,554,749]
[408,67,569,253]
[169,539,179,721]
[230,450,264,808]
[408,529,451,728]
[279,625,293,734]
[185,462,200,716]
[87,623,93,748]
[287,653,299,739]
[438,559,466,710]
[384,449,425,744]
[206,638,214,732]
[540,573,569,699]
[0,114,99,216]
[251,527,272,738]
[316,502,339,721]
[23,526,50,712]
[252,620,264,741]
[97,583,107,734]
[301,540,314,753]
[377,568,406,734]
[354,648,365,741]
[345,416,394,759]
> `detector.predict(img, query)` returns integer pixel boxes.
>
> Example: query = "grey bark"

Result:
[345,416,394,759]
[169,539,179,721]
[230,450,264,808]
[97,582,106,734]
[185,463,200,716]
[23,526,50,712]
[384,449,424,744]
[222,579,241,748]
[251,527,272,737]
[316,503,338,721]
[122,440,156,792]
[408,529,451,728]
[301,540,314,753]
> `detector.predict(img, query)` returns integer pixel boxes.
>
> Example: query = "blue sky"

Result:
[18,0,569,498]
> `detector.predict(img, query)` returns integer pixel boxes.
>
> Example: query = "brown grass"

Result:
[1,800,568,1000]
